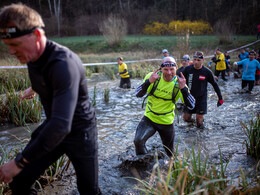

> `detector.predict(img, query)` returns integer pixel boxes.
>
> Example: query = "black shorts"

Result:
[183,101,207,115]
[256,75,260,81]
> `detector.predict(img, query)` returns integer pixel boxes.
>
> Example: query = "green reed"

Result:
[133,142,260,194]
[0,69,31,94]
[0,91,42,126]
[104,65,116,79]
[129,63,158,79]
[0,128,70,194]
[104,88,110,103]
[38,155,69,188]
[91,85,97,106]
[241,113,260,160]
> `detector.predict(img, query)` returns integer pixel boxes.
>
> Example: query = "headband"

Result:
[193,52,204,59]
[161,61,176,68]
[0,27,40,39]
[249,51,256,55]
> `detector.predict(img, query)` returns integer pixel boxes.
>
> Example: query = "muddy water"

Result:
[0,73,259,194]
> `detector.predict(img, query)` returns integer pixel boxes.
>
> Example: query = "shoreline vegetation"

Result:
[0,35,260,194]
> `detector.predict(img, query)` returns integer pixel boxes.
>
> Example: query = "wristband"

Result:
[14,153,29,169]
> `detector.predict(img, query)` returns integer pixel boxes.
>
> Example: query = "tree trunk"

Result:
[48,0,53,17]
[53,0,61,36]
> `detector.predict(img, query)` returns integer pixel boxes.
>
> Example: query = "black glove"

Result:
[217,99,224,107]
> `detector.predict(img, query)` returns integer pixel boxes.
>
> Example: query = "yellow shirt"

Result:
[144,72,184,125]
[118,63,130,78]
[216,53,226,70]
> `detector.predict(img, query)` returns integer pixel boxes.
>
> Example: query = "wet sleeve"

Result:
[22,60,79,162]
[207,70,223,100]
[136,79,151,97]
[180,86,195,110]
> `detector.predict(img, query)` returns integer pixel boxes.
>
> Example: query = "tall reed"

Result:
[91,86,97,106]
[241,113,260,160]
[0,91,42,126]
[133,143,260,194]
[0,69,31,94]
[104,88,110,103]
[0,128,70,194]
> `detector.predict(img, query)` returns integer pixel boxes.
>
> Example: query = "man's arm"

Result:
[136,79,151,97]
[177,72,195,110]
[207,70,223,101]
[180,86,195,110]
[136,69,160,97]
[22,61,80,162]
[119,69,127,75]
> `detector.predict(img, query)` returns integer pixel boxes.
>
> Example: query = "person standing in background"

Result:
[117,57,131,89]
[182,51,224,128]
[214,48,228,81]
[224,51,231,76]
[176,54,191,77]
[162,49,174,59]
[233,51,260,93]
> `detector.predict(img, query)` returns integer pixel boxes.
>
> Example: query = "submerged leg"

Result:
[134,116,156,155]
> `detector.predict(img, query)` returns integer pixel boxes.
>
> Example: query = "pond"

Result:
[0,73,259,194]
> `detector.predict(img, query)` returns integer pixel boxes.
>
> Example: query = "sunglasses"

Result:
[193,52,204,59]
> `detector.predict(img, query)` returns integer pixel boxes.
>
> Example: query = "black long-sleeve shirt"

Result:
[22,40,95,162]
[182,65,223,103]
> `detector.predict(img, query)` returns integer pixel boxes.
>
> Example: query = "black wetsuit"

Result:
[182,65,222,114]
[10,41,100,195]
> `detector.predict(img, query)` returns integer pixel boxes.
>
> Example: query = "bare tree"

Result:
[47,0,53,16]
[47,0,61,36]
[99,14,127,46]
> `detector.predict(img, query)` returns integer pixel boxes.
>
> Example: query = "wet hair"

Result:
[0,3,45,31]
[117,57,123,61]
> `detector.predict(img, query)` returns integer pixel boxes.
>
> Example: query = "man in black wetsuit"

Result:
[182,51,224,128]
[0,4,101,195]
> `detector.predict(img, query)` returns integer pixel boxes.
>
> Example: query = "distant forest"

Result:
[0,0,259,36]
